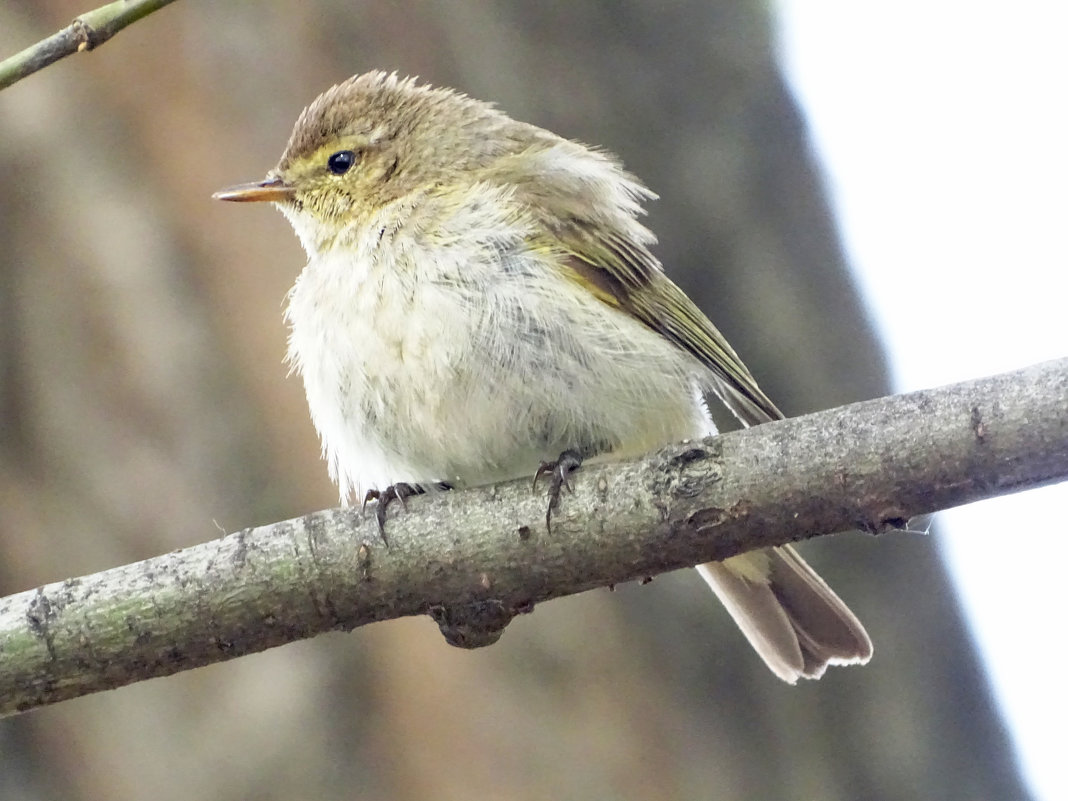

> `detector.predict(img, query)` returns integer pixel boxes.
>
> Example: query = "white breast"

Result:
[282,185,712,503]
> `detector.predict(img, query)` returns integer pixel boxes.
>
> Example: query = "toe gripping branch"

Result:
[532,449,583,532]
[431,450,582,647]
[369,452,581,647]
[362,482,422,544]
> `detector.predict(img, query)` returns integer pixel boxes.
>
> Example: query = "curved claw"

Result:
[362,483,422,545]
[533,449,583,533]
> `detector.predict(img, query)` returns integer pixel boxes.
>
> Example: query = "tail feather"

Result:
[696,545,872,683]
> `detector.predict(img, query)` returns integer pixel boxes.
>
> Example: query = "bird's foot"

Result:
[362,482,452,544]
[362,483,422,545]
[532,449,583,533]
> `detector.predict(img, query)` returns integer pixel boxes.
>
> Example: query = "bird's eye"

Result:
[327,150,358,175]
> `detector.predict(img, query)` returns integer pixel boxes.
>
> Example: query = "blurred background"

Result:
[780,4,1067,800]
[0,1,1049,800]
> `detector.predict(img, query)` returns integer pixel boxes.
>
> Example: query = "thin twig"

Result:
[0,0,180,91]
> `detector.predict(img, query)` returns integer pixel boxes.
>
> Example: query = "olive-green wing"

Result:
[544,216,784,428]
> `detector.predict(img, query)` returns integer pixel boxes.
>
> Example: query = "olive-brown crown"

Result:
[271,71,549,228]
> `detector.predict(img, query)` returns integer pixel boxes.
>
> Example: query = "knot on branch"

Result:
[26,588,61,661]
[649,438,723,506]
[71,19,102,52]
[428,598,535,648]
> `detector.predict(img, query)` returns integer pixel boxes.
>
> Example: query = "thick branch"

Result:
[0,0,179,91]
[1,358,1066,717]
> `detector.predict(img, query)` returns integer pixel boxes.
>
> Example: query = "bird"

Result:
[214,71,872,682]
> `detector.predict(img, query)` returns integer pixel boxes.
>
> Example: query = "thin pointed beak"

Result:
[213,176,294,203]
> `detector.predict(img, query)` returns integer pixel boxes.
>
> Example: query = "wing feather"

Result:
[550,218,784,427]
[500,138,784,427]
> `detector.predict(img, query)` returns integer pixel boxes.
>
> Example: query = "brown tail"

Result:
[696,545,872,683]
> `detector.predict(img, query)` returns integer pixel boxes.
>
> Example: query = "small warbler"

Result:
[215,71,872,682]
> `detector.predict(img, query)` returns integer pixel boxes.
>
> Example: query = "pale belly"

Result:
[285,237,711,501]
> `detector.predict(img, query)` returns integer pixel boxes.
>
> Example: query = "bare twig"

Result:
[1,357,1066,718]
[0,0,179,91]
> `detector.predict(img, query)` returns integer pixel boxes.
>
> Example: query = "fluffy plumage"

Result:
[217,71,873,682]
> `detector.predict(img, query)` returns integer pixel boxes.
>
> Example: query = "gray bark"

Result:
[3,357,1064,718]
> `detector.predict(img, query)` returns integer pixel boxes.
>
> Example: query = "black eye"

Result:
[327,150,358,175]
